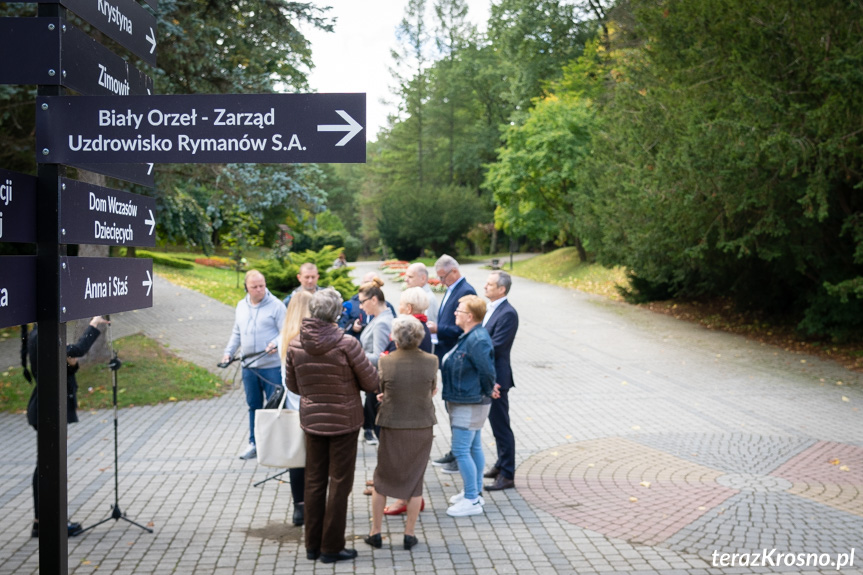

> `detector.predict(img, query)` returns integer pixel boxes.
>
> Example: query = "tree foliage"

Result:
[573,0,863,339]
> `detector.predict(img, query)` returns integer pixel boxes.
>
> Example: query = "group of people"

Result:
[222,255,519,563]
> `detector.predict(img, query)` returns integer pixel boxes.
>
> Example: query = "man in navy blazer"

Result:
[429,254,476,360]
[481,271,519,491]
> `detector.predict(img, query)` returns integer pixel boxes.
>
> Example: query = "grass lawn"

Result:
[154,262,248,308]
[510,247,629,300]
[511,247,862,373]
[0,333,225,414]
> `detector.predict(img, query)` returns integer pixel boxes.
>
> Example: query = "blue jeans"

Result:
[242,366,280,445]
[451,426,484,501]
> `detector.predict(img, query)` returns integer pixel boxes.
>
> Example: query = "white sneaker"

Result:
[446,497,484,517]
[239,443,256,460]
[449,491,485,506]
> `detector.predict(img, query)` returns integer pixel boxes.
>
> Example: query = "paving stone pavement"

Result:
[1,261,862,574]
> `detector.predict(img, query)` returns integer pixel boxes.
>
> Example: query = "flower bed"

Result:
[195,256,234,270]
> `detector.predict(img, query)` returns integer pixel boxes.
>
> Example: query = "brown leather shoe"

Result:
[484,475,515,491]
[483,466,501,479]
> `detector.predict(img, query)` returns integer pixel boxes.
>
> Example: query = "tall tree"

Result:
[486,0,593,116]
[432,0,474,184]
[389,0,432,191]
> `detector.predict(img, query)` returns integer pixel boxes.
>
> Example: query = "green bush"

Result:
[135,250,193,269]
[254,246,357,301]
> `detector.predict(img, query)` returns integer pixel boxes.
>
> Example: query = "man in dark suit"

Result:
[428,254,476,360]
[481,271,519,491]
[427,255,476,470]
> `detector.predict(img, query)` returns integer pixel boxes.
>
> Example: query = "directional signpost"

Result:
[36,93,366,164]
[2,0,367,567]
[71,162,155,188]
[59,178,156,247]
[59,256,153,321]
[0,0,162,570]
[0,18,153,96]
[0,169,37,244]
[17,0,157,66]
[0,256,37,328]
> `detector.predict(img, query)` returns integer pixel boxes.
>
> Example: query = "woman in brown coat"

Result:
[285,288,379,564]
[364,315,438,551]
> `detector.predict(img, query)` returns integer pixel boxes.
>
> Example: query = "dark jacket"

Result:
[27,325,102,429]
[285,317,379,436]
[434,277,476,360]
[441,325,496,404]
[376,348,438,429]
[484,299,519,390]
[382,315,433,355]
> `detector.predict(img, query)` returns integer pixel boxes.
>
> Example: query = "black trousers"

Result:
[488,386,516,480]
[362,391,380,436]
[288,468,305,504]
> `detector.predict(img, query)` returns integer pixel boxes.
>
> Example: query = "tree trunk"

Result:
[574,237,588,264]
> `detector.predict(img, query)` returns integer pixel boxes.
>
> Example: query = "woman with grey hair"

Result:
[382,286,432,355]
[364,315,438,551]
[286,287,380,564]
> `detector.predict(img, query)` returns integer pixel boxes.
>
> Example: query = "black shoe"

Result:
[364,533,382,548]
[432,451,455,466]
[403,535,419,550]
[292,503,304,526]
[320,549,358,563]
[483,466,501,479]
[485,475,515,491]
[306,549,320,561]
[32,521,83,538]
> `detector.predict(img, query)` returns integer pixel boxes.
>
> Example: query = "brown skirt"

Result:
[372,427,433,501]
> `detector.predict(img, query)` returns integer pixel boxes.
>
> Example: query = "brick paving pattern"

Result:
[0,262,861,574]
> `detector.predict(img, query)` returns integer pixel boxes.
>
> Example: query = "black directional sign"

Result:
[36,93,367,164]
[71,162,155,188]
[0,169,37,244]
[0,18,153,96]
[16,0,157,66]
[0,256,37,329]
[60,256,153,321]
[60,178,156,247]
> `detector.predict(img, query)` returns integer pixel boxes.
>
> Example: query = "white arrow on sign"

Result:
[146,27,157,54]
[143,269,153,296]
[317,110,363,146]
[144,209,156,236]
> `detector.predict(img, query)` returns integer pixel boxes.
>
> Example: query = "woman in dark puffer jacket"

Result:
[285,288,379,565]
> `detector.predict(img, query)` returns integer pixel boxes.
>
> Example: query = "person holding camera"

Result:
[25,315,110,538]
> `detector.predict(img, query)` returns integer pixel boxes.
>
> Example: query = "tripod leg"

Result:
[119,515,154,533]
[253,469,289,487]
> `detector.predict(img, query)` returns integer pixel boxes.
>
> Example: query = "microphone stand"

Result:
[79,321,153,535]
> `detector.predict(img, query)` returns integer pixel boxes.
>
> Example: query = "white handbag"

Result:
[254,384,306,468]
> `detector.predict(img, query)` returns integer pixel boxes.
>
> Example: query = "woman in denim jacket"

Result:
[440,294,498,517]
